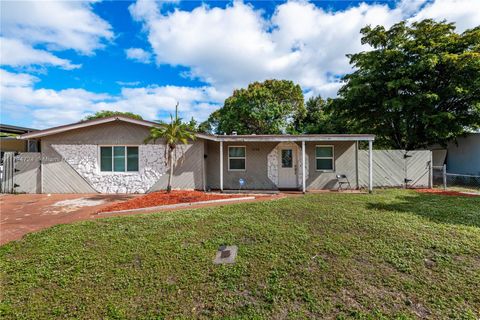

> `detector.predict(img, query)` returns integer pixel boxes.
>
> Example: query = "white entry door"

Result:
[278,148,297,188]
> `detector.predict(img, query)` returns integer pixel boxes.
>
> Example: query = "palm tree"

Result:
[145,103,196,192]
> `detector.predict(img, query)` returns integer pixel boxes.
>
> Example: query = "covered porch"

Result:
[203,134,375,193]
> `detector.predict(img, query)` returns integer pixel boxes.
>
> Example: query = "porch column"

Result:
[368,139,373,193]
[301,140,306,193]
[219,141,224,191]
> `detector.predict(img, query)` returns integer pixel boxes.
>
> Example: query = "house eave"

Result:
[17,116,374,142]
[18,116,214,141]
[209,135,375,142]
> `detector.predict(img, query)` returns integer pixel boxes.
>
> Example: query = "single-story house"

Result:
[19,116,375,194]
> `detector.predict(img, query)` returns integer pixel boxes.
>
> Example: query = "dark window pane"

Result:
[316,146,333,157]
[229,159,245,170]
[229,147,245,157]
[281,149,293,168]
[100,147,112,171]
[316,158,333,170]
[113,146,125,172]
[127,147,139,172]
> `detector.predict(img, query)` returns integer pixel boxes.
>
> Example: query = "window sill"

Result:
[99,171,140,175]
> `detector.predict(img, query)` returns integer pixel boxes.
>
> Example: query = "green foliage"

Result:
[208,79,306,134]
[294,95,348,134]
[1,190,479,319]
[145,104,196,192]
[84,110,143,121]
[335,19,480,149]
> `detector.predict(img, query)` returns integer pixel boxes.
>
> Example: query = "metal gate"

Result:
[359,150,432,188]
[1,152,41,193]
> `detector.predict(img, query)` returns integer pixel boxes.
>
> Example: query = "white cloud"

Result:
[1,1,113,55]
[130,0,480,98]
[0,69,224,128]
[0,37,80,70]
[0,1,113,70]
[409,0,480,32]
[125,48,152,64]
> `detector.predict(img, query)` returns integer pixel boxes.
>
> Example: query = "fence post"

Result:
[428,152,433,189]
[442,164,447,190]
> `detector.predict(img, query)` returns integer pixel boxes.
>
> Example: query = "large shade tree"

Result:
[203,79,306,134]
[334,19,480,149]
[294,95,348,134]
[145,104,196,192]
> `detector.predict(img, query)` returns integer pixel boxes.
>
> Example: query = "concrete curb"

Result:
[97,196,256,215]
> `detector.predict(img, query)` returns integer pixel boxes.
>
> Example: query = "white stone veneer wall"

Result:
[52,144,167,193]
[267,143,308,187]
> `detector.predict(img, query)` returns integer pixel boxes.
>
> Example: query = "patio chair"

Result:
[336,174,351,191]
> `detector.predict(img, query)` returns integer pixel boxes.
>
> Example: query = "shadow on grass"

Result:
[367,192,480,228]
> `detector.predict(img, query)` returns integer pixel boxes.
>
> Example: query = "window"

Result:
[228,146,246,171]
[315,145,334,171]
[281,149,293,168]
[100,146,139,172]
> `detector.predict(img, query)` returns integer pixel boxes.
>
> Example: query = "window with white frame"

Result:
[315,145,334,171]
[228,146,246,171]
[100,146,139,172]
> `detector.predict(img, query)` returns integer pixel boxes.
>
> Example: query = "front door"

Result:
[278,148,297,188]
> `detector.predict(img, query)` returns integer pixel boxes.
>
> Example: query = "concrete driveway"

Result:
[0,193,137,245]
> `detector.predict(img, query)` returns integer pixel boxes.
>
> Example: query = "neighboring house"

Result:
[19,116,375,194]
[431,133,480,175]
[0,124,39,157]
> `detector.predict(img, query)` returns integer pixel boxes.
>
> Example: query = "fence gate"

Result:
[404,151,432,188]
[359,150,432,188]
[1,152,41,194]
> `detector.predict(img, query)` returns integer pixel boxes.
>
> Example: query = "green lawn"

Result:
[1,190,479,319]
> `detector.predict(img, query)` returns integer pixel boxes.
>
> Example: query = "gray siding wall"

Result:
[41,121,205,193]
[446,133,480,175]
[305,141,357,190]
[205,140,357,190]
[42,140,97,193]
[149,139,205,191]
[205,141,278,190]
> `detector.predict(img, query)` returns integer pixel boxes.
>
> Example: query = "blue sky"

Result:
[1,0,479,129]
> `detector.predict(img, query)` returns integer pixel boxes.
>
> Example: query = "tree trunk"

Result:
[167,147,174,193]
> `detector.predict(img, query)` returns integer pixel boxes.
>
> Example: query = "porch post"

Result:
[368,139,373,193]
[219,141,224,192]
[301,140,306,193]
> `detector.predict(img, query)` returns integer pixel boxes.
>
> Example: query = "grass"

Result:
[1,189,479,319]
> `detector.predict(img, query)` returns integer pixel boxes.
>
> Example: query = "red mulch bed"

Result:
[415,189,480,197]
[98,190,248,213]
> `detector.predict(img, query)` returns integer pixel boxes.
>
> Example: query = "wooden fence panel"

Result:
[14,153,42,194]
[1,152,15,193]
[358,150,431,188]
[406,151,431,188]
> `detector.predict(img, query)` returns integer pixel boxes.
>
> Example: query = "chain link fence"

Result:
[433,165,480,191]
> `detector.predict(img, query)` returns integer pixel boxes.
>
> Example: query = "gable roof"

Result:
[18,116,214,140]
[18,116,374,142]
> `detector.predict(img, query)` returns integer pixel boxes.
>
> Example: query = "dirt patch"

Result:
[415,189,480,197]
[46,198,106,214]
[97,190,252,213]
